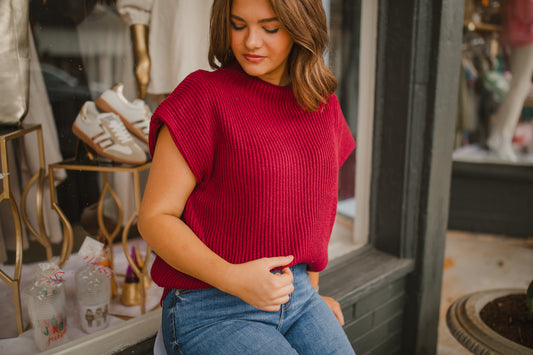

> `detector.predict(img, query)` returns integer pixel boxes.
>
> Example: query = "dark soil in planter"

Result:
[479,293,533,349]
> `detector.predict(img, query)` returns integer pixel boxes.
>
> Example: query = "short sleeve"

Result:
[149,71,216,183]
[330,95,356,167]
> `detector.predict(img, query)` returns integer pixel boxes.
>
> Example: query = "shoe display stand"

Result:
[48,155,153,314]
[0,124,53,335]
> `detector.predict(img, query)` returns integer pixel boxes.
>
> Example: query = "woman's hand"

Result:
[321,296,345,326]
[222,256,295,312]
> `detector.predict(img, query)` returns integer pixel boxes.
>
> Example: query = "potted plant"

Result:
[446,280,533,354]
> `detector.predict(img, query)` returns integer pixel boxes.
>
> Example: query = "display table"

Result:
[0,239,163,353]
[48,158,153,313]
[0,124,52,335]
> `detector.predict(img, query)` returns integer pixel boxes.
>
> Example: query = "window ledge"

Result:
[320,247,415,305]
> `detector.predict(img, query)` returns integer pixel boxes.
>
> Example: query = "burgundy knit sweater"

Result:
[148,62,355,290]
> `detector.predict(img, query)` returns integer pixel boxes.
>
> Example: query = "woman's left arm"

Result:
[307,271,345,326]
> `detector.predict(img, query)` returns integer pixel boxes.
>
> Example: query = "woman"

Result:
[138,0,356,353]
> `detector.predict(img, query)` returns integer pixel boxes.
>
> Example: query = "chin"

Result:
[244,70,264,79]
[235,60,261,76]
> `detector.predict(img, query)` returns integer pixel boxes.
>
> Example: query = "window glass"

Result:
[455,0,533,164]
[0,0,371,347]
[30,0,127,220]
[328,0,360,211]
[326,0,363,259]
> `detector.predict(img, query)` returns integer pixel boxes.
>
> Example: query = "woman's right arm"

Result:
[137,125,294,311]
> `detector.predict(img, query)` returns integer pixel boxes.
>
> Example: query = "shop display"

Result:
[95,83,151,144]
[134,245,151,289]
[458,0,533,160]
[72,101,147,165]
[486,0,533,162]
[97,241,119,297]
[0,0,29,126]
[458,2,504,149]
[75,237,112,334]
[1,239,161,351]
[120,247,142,306]
[117,0,213,97]
[24,262,68,352]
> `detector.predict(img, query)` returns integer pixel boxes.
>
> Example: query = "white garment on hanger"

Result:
[0,29,66,263]
[117,0,213,95]
[77,4,137,101]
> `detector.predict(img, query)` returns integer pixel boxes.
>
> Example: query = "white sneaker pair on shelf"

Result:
[72,84,152,165]
[96,83,151,144]
[72,101,147,165]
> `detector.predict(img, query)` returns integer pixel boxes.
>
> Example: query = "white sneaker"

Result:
[131,133,150,154]
[487,133,518,162]
[95,83,151,144]
[72,101,147,165]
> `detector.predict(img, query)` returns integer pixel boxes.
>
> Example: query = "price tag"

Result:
[78,236,104,260]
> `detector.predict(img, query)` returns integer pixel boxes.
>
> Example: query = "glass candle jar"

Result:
[75,263,111,333]
[25,282,68,351]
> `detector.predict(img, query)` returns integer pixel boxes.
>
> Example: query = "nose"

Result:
[245,27,261,50]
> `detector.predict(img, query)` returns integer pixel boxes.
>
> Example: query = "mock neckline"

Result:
[227,61,293,92]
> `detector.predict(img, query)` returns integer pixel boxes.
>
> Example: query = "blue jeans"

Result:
[161,264,355,354]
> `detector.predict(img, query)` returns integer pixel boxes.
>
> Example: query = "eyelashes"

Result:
[231,22,245,30]
[231,22,280,34]
[264,28,279,34]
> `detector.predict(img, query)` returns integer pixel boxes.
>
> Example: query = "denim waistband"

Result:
[174,263,309,296]
[272,263,307,273]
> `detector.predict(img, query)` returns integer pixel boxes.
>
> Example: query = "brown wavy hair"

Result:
[209,0,337,111]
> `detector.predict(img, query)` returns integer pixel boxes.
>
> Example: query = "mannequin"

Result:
[130,23,150,100]
[116,0,214,101]
[487,0,533,162]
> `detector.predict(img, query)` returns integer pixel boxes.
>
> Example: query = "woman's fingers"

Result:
[273,266,294,288]
[275,277,295,296]
[223,256,295,311]
[264,255,294,271]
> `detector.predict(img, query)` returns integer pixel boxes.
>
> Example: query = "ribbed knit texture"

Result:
[148,62,355,290]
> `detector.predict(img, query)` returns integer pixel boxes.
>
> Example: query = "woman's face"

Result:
[230,0,294,86]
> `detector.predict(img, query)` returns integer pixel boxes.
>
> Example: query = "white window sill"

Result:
[329,211,364,261]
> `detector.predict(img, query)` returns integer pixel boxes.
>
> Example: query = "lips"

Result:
[244,54,265,63]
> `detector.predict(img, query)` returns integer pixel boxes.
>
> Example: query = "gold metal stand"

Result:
[48,156,152,314]
[0,123,50,335]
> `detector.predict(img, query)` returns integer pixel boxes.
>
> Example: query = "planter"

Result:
[447,288,532,355]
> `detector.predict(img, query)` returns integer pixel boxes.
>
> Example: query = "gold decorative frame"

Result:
[48,158,152,313]
[0,124,49,335]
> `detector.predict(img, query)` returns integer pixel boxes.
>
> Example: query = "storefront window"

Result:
[327,0,376,259]
[0,0,376,350]
[329,0,359,208]
[454,0,533,164]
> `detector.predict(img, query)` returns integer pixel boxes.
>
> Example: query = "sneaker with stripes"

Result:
[72,101,147,165]
[95,83,151,144]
